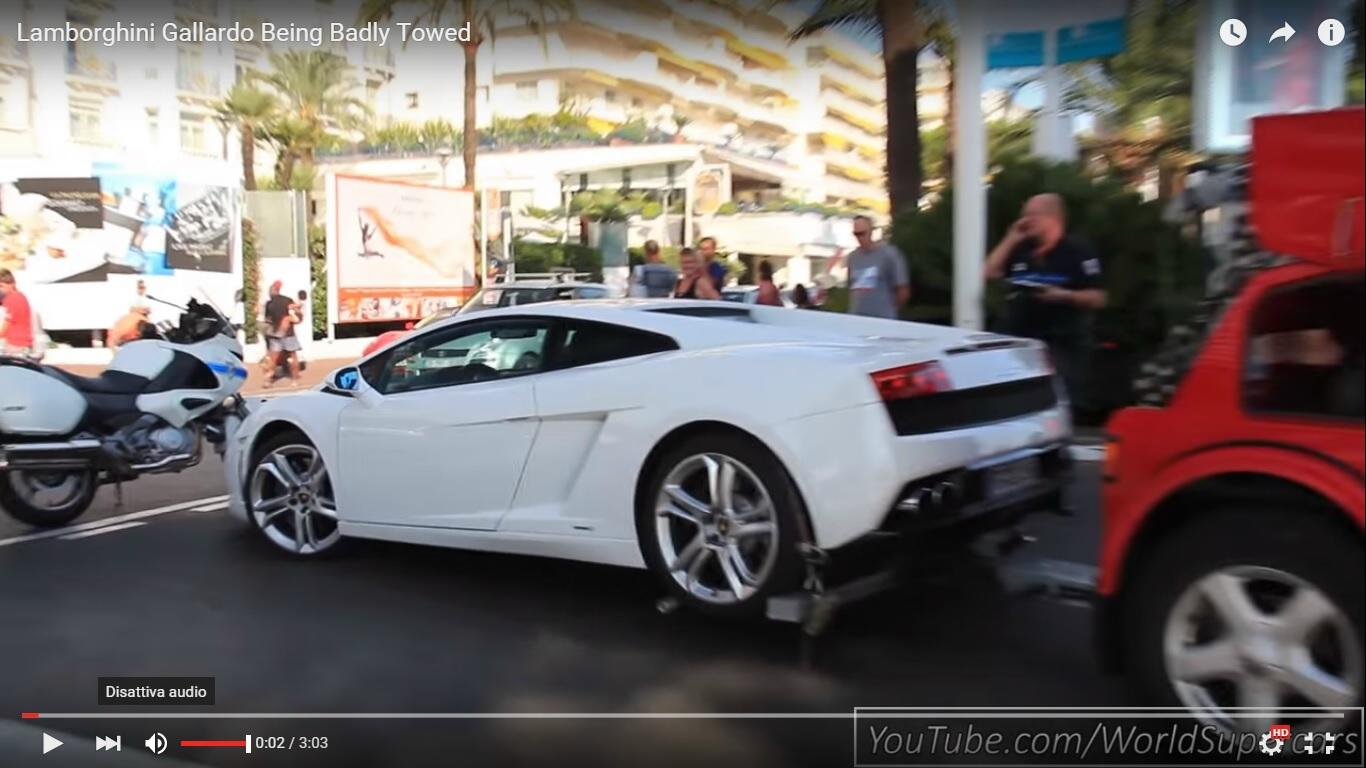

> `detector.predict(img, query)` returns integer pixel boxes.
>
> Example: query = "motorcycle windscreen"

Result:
[1251,108,1365,266]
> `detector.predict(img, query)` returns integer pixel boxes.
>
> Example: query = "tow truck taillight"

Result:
[871,361,952,401]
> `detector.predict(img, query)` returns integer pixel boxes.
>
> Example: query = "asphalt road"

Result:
[0,452,1125,767]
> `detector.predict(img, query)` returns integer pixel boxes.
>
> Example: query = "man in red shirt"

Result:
[0,268,36,359]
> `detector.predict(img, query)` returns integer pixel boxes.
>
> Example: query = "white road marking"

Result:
[191,501,232,513]
[59,521,147,540]
[0,495,229,548]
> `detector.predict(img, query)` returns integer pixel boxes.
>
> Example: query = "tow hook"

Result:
[996,528,1038,558]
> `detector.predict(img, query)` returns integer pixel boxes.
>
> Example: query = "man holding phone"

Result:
[985,194,1106,404]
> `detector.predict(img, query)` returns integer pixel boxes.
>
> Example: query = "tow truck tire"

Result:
[1125,507,1363,718]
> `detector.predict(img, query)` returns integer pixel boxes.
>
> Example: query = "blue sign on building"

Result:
[986,31,1045,69]
[1057,18,1126,63]
[986,18,1125,70]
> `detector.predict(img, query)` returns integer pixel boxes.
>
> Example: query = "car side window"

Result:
[550,320,677,370]
[361,319,552,395]
[1243,275,1364,421]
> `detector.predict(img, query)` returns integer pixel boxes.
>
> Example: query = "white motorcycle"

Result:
[0,298,249,528]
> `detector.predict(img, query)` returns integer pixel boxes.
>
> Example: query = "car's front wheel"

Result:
[247,434,343,557]
[1127,507,1363,733]
[638,432,804,617]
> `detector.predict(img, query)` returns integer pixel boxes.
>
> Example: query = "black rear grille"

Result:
[884,375,1058,435]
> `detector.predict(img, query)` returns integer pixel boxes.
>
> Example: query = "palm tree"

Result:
[264,115,318,190]
[359,0,577,192]
[252,50,369,175]
[791,0,927,217]
[216,83,278,191]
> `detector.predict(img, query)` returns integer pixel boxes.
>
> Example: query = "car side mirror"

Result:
[329,366,382,406]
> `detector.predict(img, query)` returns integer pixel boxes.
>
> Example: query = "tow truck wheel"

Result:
[1126,507,1363,733]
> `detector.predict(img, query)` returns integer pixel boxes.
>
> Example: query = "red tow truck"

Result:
[1096,109,1364,728]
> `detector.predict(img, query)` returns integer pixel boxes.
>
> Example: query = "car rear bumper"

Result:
[878,442,1072,537]
[769,401,1071,550]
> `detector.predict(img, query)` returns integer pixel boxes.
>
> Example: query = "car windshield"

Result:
[457,285,604,315]
[720,289,750,303]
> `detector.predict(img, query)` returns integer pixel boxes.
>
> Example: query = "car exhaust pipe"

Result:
[0,439,102,472]
[896,480,962,517]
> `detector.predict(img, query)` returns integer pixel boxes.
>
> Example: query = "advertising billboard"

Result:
[0,170,239,331]
[327,174,476,324]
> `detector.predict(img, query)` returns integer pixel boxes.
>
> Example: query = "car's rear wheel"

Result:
[637,432,804,617]
[1127,507,1363,733]
[247,433,343,557]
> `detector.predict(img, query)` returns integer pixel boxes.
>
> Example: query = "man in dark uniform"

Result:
[984,194,1106,406]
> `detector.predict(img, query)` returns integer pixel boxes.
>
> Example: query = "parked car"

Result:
[1096,109,1364,731]
[227,300,1071,617]
[360,281,608,357]
[720,286,797,308]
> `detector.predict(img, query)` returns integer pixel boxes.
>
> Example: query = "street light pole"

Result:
[436,145,454,187]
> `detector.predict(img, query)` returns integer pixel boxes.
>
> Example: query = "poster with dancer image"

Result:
[327,174,476,323]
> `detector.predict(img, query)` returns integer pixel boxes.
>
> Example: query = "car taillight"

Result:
[1103,438,1120,480]
[871,361,952,401]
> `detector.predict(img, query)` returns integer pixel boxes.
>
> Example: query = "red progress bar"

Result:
[181,740,247,748]
[20,713,39,720]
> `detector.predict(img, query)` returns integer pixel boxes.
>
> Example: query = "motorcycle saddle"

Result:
[45,367,149,395]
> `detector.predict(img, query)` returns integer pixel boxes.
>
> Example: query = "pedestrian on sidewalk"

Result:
[846,216,910,319]
[673,248,720,300]
[755,260,783,306]
[631,240,678,298]
[984,193,1106,405]
[261,281,301,387]
[697,236,728,291]
[108,305,154,349]
[0,268,36,360]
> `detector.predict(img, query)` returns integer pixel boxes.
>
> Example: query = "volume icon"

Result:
[144,733,167,755]
[96,735,122,752]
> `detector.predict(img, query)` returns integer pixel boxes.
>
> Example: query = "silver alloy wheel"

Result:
[249,444,341,555]
[8,470,91,513]
[1164,565,1362,733]
[654,453,779,605]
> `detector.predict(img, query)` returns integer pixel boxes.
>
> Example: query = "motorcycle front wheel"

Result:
[0,469,97,528]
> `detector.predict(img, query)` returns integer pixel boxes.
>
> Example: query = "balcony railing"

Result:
[177,68,221,95]
[66,49,117,82]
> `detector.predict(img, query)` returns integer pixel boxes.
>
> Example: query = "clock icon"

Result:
[1219,18,1248,47]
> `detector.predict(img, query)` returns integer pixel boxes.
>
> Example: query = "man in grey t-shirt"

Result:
[846,215,910,319]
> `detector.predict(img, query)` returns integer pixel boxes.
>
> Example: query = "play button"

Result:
[42,733,63,754]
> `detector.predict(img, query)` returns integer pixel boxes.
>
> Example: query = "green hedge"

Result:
[241,219,261,343]
[510,241,602,279]
[309,225,327,340]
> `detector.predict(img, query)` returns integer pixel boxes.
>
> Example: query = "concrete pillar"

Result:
[1031,32,1076,161]
[952,0,987,330]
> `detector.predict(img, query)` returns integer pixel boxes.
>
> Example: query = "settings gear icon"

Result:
[1260,733,1284,756]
